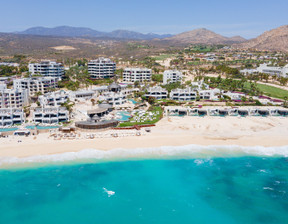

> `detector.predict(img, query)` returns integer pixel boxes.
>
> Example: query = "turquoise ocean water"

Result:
[0,147,288,224]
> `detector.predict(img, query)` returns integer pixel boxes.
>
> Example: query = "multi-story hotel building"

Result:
[88,57,116,79]
[99,92,127,106]
[0,108,25,126]
[38,90,69,107]
[145,86,168,99]
[170,88,197,101]
[0,84,29,109]
[123,68,152,82]
[13,77,58,96]
[199,89,221,100]
[33,107,69,124]
[163,70,183,85]
[28,61,64,79]
[69,90,95,100]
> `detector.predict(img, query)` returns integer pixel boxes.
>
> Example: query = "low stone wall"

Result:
[75,120,119,130]
[75,127,113,133]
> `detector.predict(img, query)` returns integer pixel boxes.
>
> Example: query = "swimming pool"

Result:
[0,127,18,132]
[128,99,138,104]
[26,126,60,130]
[0,126,60,133]
[116,111,131,121]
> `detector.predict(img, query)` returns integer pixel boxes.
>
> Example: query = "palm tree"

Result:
[46,87,56,93]
[35,91,42,97]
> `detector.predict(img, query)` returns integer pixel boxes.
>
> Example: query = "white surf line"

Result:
[0,144,288,168]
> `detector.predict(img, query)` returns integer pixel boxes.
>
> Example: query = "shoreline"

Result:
[1,131,288,158]
[1,143,288,170]
[1,116,288,168]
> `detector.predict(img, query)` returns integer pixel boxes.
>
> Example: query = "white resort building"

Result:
[38,90,69,107]
[199,89,221,100]
[13,77,58,96]
[33,107,69,124]
[121,88,140,96]
[92,83,139,97]
[241,63,288,77]
[98,82,129,106]
[92,86,109,94]
[69,90,95,100]
[88,57,116,79]
[257,63,288,77]
[0,108,25,126]
[99,92,127,106]
[170,88,197,101]
[28,61,64,79]
[123,68,152,82]
[223,91,246,101]
[0,84,29,109]
[0,62,19,67]
[163,70,183,85]
[190,81,209,90]
[145,86,168,99]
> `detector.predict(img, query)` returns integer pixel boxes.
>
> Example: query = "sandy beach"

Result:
[1,116,288,159]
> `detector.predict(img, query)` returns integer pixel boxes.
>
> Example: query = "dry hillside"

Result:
[164,28,245,45]
[236,25,288,52]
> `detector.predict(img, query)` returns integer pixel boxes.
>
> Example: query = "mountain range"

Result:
[17,26,172,40]
[235,25,288,52]
[1,25,288,58]
[17,26,247,44]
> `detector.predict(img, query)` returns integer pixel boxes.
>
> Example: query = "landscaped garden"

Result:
[118,106,163,127]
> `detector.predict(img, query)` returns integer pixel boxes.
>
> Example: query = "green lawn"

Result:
[246,83,288,99]
[152,54,176,61]
[257,83,288,99]
[119,106,163,127]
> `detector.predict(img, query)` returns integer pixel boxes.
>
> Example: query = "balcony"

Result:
[1,119,13,123]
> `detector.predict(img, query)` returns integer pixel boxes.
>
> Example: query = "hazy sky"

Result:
[1,0,287,38]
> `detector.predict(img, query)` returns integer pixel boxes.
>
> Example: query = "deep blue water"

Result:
[0,157,288,224]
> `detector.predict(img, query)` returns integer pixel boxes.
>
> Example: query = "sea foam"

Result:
[0,144,288,168]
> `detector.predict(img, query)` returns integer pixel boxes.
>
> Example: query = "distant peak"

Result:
[17,25,171,40]
[164,28,245,44]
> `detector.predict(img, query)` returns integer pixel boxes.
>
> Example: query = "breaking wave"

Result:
[1,144,288,169]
